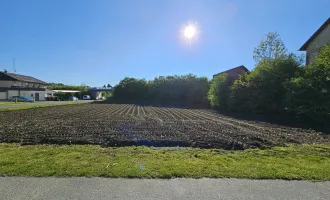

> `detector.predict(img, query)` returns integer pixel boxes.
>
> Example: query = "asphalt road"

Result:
[0,100,93,109]
[0,178,329,200]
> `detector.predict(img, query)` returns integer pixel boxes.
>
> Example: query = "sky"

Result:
[0,0,329,87]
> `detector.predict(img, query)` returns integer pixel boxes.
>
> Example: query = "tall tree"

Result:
[253,32,287,63]
[107,84,112,88]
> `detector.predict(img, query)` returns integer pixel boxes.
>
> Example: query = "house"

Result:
[0,70,50,101]
[213,65,249,81]
[299,17,330,65]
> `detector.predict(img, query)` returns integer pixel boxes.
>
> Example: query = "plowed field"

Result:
[0,104,328,149]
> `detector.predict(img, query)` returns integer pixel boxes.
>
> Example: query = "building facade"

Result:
[299,18,330,65]
[0,71,49,101]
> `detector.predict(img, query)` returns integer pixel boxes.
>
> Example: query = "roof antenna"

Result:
[13,58,16,73]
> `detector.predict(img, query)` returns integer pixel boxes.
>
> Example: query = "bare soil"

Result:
[0,104,328,149]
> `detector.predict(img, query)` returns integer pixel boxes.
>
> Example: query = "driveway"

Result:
[0,178,329,200]
[0,100,93,110]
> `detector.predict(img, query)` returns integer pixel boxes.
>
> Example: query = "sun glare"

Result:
[180,22,199,43]
[184,24,197,39]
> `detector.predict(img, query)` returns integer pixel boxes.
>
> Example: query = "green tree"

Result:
[285,45,330,126]
[208,74,231,109]
[112,77,149,102]
[229,32,302,113]
[253,32,287,63]
[229,73,252,112]
[230,54,302,113]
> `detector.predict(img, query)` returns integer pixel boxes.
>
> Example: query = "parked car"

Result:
[8,96,34,102]
[46,95,60,101]
[68,96,78,101]
[82,95,91,100]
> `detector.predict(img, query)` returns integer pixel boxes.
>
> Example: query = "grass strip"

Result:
[0,144,329,180]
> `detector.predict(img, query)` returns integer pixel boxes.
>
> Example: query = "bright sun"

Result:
[181,22,199,42]
[183,24,197,39]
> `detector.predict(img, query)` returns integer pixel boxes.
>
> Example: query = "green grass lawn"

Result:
[0,144,329,180]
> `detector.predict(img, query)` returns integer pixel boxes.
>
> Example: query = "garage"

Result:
[8,90,19,98]
[0,92,6,100]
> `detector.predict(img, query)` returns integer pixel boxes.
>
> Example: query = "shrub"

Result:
[208,74,231,109]
[285,45,330,126]
[229,54,302,113]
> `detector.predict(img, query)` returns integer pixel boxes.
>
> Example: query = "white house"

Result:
[0,70,50,101]
[299,17,330,65]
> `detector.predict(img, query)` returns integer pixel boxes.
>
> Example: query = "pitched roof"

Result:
[0,72,48,85]
[213,65,249,77]
[299,17,330,51]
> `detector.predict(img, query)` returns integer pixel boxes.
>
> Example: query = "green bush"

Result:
[229,54,302,113]
[208,74,231,109]
[285,45,330,126]
[229,73,252,112]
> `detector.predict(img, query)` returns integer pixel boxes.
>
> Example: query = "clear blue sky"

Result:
[0,0,329,87]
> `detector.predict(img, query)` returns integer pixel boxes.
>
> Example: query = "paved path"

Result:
[0,100,93,110]
[1,178,329,200]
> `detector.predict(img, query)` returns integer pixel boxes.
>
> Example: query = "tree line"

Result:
[112,75,209,107]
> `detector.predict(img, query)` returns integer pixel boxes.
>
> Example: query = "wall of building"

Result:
[20,91,46,101]
[8,90,19,97]
[0,90,47,100]
[0,92,6,99]
[306,23,330,64]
